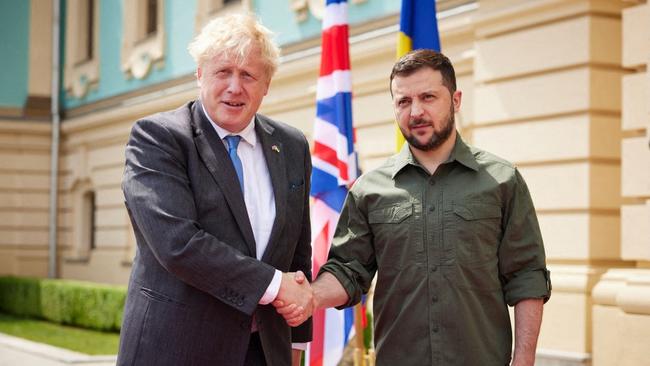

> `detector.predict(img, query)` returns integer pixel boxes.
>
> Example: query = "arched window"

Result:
[68,180,96,260]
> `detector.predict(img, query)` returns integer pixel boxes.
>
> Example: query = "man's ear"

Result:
[262,72,271,96]
[263,80,270,96]
[452,90,462,113]
[196,67,202,87]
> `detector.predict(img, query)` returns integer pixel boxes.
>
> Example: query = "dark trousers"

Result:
[244,332,267,366]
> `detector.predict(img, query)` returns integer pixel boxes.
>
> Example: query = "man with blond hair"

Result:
[117,13,313,366]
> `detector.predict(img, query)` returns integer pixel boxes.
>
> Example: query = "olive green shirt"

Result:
[320,134,551,366]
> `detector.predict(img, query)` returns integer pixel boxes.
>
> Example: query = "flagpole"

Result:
[353,303,366,366]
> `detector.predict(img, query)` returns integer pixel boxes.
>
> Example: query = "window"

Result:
[206,0,241,14]
[64,0,99,98]
[68,179,97,261]
[122,0,165,79]
[74,0,94,63]
[195,0,245,34]
[145,0,158,37]
[83,191,96,251]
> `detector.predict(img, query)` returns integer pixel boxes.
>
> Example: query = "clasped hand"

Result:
[273,271,313,327]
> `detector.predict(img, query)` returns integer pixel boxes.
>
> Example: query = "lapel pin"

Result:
[272,145,280,153]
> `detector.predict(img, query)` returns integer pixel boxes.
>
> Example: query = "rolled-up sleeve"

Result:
[499,168,552,306]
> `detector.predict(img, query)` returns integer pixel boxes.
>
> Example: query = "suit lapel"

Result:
[255,116,288,264]
[190,102,257,257]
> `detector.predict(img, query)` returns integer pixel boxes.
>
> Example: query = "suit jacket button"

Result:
[240,321,248,329]
[237,300,244,306]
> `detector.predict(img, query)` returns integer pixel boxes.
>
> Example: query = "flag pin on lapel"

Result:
[272,145,280,153]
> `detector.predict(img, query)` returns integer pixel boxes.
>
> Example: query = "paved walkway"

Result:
[0,333,116,366]
[0,332,590,366]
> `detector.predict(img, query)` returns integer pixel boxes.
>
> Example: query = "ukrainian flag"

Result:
[395,0,441,149]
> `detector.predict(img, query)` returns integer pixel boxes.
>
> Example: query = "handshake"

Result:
[272,271,316,327]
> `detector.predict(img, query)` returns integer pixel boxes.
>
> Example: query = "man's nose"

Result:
[226,76,242,93]
[410,101,424,118]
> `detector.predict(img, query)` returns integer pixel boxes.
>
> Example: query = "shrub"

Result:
[0,276,42,318]
[0,276,126,332]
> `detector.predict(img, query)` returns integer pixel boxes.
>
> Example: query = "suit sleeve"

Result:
[122,118,275,316]
[290,134,313,342]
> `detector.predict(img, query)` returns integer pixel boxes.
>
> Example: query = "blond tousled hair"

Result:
[188,13,280,79]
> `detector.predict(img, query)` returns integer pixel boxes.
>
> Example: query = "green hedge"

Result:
[0,276,126,332]
[0,277,42,318]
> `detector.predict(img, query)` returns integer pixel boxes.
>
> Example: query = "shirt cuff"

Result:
[292,342,308,351]
[259,269,282,305]
[504,268,552,306]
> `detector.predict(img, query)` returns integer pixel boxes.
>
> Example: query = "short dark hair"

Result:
[390,49,457,95]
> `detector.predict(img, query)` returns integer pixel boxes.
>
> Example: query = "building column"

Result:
[592,2,650,366]
[472,0,628,364]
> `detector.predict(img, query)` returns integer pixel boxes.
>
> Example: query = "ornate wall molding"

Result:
[290,0,366,22]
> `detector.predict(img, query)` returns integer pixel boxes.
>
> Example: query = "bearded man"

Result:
[276,49,552,366]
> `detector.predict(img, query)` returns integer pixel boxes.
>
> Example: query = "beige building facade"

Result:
[0,0,648,364]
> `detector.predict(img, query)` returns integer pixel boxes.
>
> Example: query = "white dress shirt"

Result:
[202,105,307,350]
[201,104,282,304]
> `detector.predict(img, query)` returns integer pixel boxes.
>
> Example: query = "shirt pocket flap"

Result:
[368,203,413,224]
[453,202,501,221]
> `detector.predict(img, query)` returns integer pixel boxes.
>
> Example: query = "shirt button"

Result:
[433,325,439,333]
[431,265,438,272]
[432,296,438,303]
[429,179,436,186]
[428,206,435,212]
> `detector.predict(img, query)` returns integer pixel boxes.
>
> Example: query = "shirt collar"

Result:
[390,143,418,179]
[448,134,479,172]
[390,132,479,179]
[200,102,258,147]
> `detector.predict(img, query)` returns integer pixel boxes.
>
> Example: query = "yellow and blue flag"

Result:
[397,0,440,57]
[396,0,441,148]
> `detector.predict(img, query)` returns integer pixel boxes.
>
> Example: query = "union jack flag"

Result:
[308,0,358,365]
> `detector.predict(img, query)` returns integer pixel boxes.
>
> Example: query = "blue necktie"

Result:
[224,135,244,195]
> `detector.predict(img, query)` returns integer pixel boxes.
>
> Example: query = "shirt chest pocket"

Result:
[447,201,502,265]
[368,203,419,269]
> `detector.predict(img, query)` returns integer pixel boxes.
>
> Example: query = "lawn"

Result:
[0,312,119,355]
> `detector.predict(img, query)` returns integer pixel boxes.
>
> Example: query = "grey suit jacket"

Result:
[117,101,312,366]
